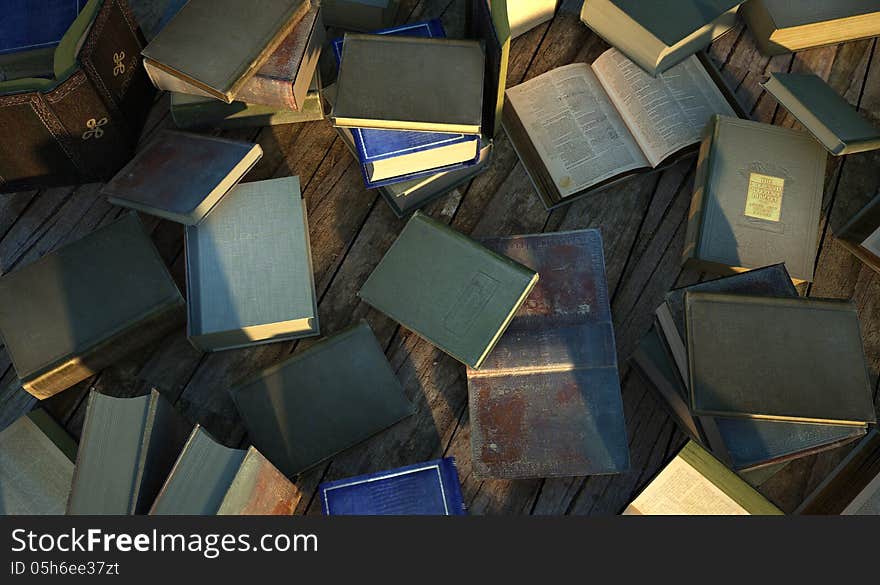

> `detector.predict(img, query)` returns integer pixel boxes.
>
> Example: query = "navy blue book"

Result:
[333,20,481,188]
[0,0,82,55]
[319,458,466,515]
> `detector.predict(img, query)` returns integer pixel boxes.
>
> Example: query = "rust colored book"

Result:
[467,229,629,479]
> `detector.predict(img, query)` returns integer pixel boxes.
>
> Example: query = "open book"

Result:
[503,48,739,208]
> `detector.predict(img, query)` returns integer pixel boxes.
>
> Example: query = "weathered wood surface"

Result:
[0,0,877,514]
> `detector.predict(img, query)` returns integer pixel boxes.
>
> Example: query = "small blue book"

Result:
[319,458,466,515]
[333,20,481,189]
[0,0,82,55]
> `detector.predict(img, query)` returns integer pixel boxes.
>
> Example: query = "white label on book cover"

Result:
[862,225,880,256]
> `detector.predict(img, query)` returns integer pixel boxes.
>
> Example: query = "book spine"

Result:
[681,117,716,265]
[234,73,298,111]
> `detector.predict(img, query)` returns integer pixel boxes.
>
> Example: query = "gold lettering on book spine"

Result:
[113,51,126,76]
[744,173,784,222]
[82,117,108,140]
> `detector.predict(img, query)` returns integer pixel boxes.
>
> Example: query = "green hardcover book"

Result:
[474,0,510,138]
[359,212,539,369]
[682,115,827,283]
[229,321,414,478]
[102,130,263,225]
[321,0,398,31]
[622,441,783,515]
[687,293,876,427]
[331,35,485,134]
[741,0,880,56]
[0,410,76,515]
[0,213,185,400]
[762,73,880,156]
[185,176,319,351]
[837,193,880,274]
[150,426,299,515]
[580,0,742,76]
[67,390,191,515]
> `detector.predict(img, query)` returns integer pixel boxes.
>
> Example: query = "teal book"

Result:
[359,212,539,369]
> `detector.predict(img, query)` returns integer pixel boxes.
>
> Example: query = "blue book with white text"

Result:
[319,458,466,515]
[0,0,82,55]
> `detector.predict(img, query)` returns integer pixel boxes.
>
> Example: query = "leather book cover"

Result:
[216,449,299,515]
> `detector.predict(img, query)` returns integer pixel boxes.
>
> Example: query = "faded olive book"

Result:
[0,213,185,400]
[838,193,880,274]
[359,212,539,369]
[682,115,827,283]
[686,293,876,427]
[762,73,880,156]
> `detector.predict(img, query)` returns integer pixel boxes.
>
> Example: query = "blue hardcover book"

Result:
[333,20,481,188]
[0,0,82,55]
[319,458,466,515]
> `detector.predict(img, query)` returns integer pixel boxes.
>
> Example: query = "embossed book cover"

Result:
[467,229,629,478]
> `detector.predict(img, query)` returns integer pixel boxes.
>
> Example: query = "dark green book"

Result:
[687,293,876,427]
[0,213,185,399]
[67,390,191,515]
[683,115,827,283]
[229,321,414,478]
[0,410,76,515]
[359,212,539,369]
[838,192,880,275]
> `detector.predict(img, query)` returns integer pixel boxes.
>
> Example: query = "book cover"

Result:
[837,192,880,274]
[506,0,556,38]
[467,230,629,478]
[102,129,263,225]
[185,176,319,351]
[0,213,185,400]
[0,0,82,55]
[216,449,299,515]
[319,458,465,515]
[229,321,414,478]
[358,212,539,369]
[687,293,876,426]
[321,0,398,31]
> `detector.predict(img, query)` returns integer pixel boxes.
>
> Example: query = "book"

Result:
[473,0,511,139]
[150,426,298,515]
[0,410,76,515]
[504,0,556,38]
[0,47,55,81]
[741,0,880,56]
[762,73,880,156]
[141,0,310,103]
[0,213,185,400]
[233,5,324,110]
[66,390,191,515]
[467,230,629,478]
[185,176,319,351]
[102,130,263,225]
[229,321,414,478]
[580,0,742,76]
[1,0,82,55]
[359,212,539,369]
[687,293,876,427]
[837,192,880,274]
[797,430,880,515]
[622,441,783,515]
[331,35,485,134]
[843,466,880,515]
[503,49,739,209]
[682,115,827,283]
[0,0,156,192]
[321,0,398,31]
[170,74,324,129]
[319,458,466,515]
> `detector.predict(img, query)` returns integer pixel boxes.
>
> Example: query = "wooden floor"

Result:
[1,0,878,515]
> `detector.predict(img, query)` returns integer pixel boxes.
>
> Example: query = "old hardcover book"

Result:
[505,0,556,38]
[150,426,298,515]
[1,0,82,55]
[321,0,398,31]
[102,130,263,225]
[229,321,414,478]
[467,230,629,478]
[473,0,510,139]
[504,49,739,209]
[741,0,880,56]
[0,0,155,192]
[622,441,783,515]
[331,35,485,134]
[67,390,190,515]
[141,0,310,103]
[683,115,827,283]
[797,431,880,515]
[359,212,539,369]
[0,213,185,400]
[580,0,742,76]
[185,176,318,351]
[319,458,465,515]
[0,410,76,515]
[762,73,880,156]
[687,293,876,426]
[233,5,324,110]
[0,47,56,81]
[837,193,880,274]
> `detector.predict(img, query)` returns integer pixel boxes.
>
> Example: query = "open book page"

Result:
[505,63,649,198]
[863,226,880,256]
[623,454,750,515]
[592,48,736,167]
